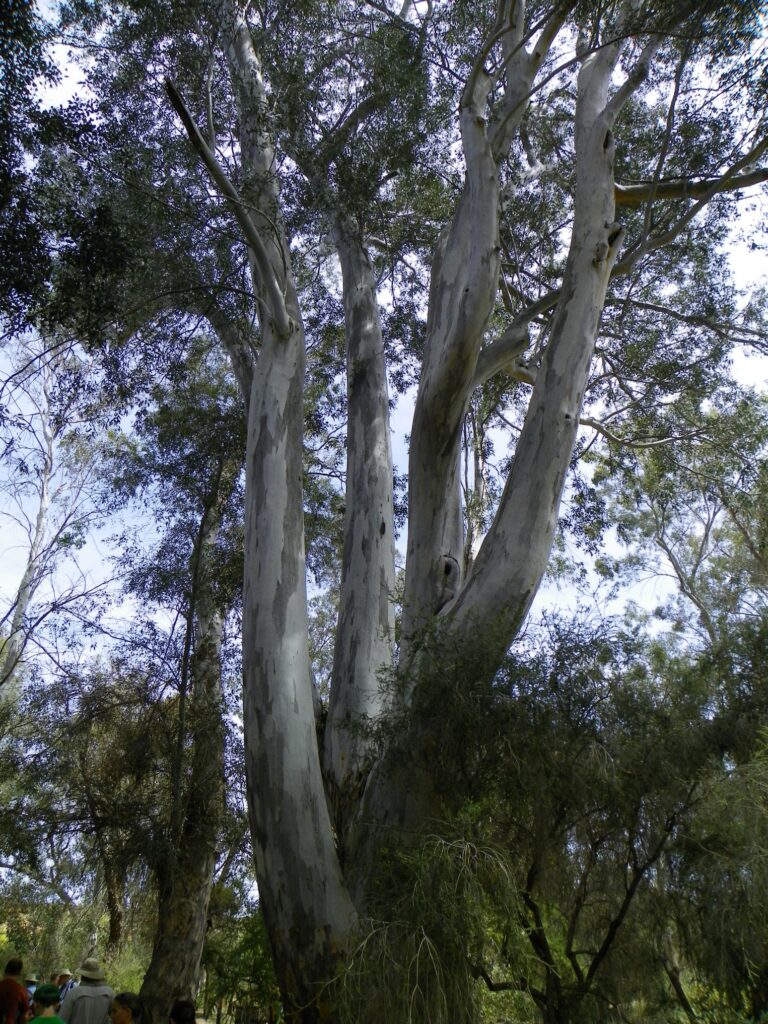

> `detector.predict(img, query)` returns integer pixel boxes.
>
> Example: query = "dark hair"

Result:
[4,960,22,977]
[34,986,61,1009]
[169,1000,196,1024]
[113,994,143,1022]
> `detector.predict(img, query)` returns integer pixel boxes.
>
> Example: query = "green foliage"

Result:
[3,0,768,1020]
[362,611,768,1022]
[334,832,525,1024]
[201,891,281,1023]
[0,0,58,327]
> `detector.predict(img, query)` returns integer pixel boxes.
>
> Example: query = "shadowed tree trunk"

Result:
[140,481,226,1024]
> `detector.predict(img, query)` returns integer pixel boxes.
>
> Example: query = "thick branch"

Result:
[616,165,768,207]
[164,78,292,340]
[604,36,663,125]
[615,136,768,275]
[489,3,570,160]
[472,323,531,388]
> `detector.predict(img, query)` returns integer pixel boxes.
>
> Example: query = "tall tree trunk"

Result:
[215,2,358,1014]
[140,503,226,1024]
[324,219,395,840]
[242,314,356,1019]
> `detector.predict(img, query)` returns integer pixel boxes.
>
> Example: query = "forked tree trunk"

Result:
[357,2,637,867]
[170,0,672,1016]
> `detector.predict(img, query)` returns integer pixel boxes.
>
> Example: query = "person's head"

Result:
[33,984,62,1016]
[4,960,23,979]
[110,994,143,1024]
[169,1001,195,1024]
[56,972,72,987]
[78,960,105,984]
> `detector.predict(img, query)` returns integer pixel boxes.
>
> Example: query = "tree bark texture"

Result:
[140,503,226,1024]
[214,1,357,1014]
[324,218,395,835]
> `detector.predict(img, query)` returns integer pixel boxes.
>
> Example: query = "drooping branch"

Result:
[164,78,292,340]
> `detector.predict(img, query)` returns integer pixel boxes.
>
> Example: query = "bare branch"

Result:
[580,416,708,450]
[607,296,768,345]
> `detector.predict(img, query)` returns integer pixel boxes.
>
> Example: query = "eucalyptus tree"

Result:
[0,336,110,690]
[591,389,768,644]
[46,0,768,1018]
[104,341,246,1021]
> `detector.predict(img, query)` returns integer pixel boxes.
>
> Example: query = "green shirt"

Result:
[30,1015,65,1024]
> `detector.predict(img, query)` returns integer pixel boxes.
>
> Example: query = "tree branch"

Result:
[164,78,292,340]
[472,323,532,389]
[468,960,541,1000]
[606,296,768,345]
[615,135,768,275]
[604,35,663,126]
[582,821,676,992]
[615,165,768,207]
[580,416,708,450]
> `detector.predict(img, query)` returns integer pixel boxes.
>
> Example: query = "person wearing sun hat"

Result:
[56,974,75,1003]
[59,962,113,1024]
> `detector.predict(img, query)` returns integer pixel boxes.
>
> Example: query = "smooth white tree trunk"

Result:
[166,0,734,1014]
[215,1,357,1009]
[324,220,395,827]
